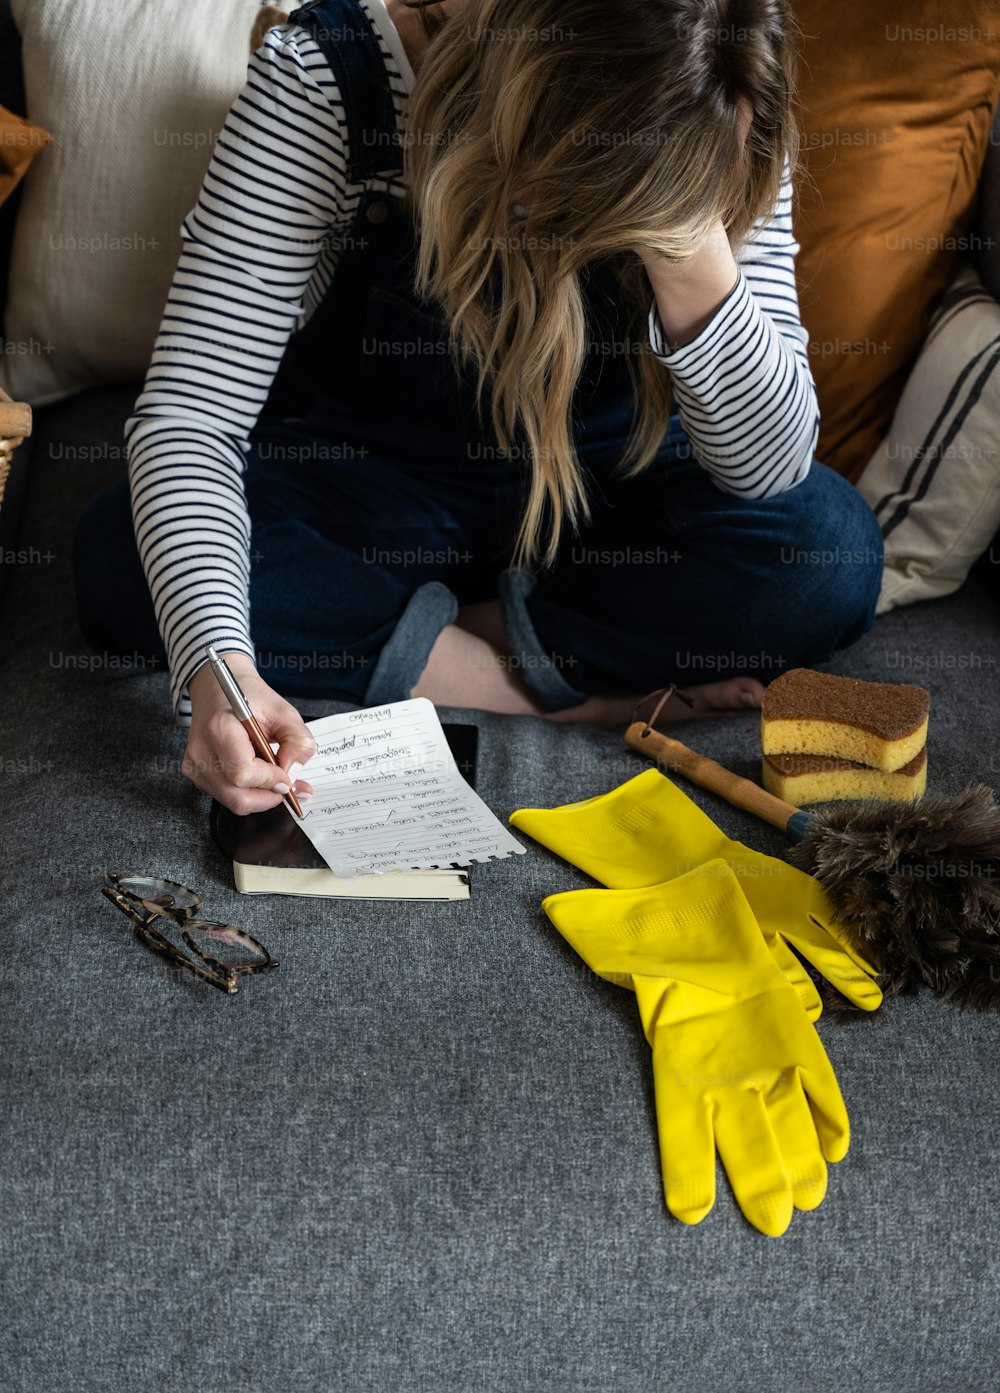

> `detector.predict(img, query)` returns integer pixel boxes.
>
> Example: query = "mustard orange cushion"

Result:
[0,103,52,208]
[791,2,1000,480]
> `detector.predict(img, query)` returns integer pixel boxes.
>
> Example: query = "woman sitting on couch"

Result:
[72,0,884,813]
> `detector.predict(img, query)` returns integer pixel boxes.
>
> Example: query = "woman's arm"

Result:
[638,219,741,348]
[639,154,820,498]
[124,22,353,725]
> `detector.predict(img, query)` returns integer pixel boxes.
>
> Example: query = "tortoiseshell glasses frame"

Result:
[101,873,278,995]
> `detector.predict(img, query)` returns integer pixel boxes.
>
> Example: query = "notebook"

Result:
[210,720,480,901]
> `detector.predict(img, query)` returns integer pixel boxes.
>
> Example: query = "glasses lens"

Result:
[183,920,272,974]
[106,875,201,920]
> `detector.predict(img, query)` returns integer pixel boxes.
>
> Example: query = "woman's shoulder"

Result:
[251,17,348,119]
[254,4,411,117]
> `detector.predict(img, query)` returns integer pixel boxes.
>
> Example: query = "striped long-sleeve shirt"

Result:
[123,0,820,725]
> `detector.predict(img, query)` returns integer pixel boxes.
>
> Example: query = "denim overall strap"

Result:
[262,0,488,437]
[285,0,403,181]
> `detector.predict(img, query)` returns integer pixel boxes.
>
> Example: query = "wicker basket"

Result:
[0,385,32,513]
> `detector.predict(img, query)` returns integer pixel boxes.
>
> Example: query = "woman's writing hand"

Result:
[183,652,318,815]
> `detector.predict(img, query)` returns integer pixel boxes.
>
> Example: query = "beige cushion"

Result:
[857,263,1000,614]
[0,0,261,407]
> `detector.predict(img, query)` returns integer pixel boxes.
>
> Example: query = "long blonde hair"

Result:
[401,0,799,568]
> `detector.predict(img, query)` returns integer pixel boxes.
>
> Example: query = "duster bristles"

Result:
[788,784,1000,1010]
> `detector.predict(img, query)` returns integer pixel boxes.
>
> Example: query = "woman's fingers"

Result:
[183,715,289,814]
[268,704,319,803]
[183,672,319,815]
[272,718,319,798]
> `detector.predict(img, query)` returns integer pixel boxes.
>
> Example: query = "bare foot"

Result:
[545,677,766,728]
[452,599,768,726]
[422,612,767,727]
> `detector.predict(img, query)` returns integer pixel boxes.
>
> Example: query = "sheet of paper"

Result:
[286,698,526,877]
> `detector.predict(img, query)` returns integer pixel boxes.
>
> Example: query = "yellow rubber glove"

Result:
[511,767,881,1020]
[542,859,851,1237]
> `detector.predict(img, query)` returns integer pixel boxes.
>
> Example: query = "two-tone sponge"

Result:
[760,668,930,804]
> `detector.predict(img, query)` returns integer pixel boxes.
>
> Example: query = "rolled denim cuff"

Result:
[496,567,590,712]
[362,580,459,706]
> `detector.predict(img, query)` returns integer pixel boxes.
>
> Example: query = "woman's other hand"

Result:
[628,97,753,345]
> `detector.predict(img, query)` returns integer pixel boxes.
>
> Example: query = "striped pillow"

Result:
[857,263,1000,614]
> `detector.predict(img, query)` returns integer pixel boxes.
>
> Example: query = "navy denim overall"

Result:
[72,0,884,710]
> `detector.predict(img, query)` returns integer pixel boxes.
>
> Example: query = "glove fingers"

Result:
[790,928,883,1013]
[806,909,882,981]
[766,1071,829,1212]
[800,1063,852,1164]
[762,934,824,1022]
[713,1090,793,1238]
[656,1084,716,1227]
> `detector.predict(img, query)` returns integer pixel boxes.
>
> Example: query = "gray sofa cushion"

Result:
[2,384,1000,1391]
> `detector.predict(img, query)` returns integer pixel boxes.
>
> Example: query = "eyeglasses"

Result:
[101,873,277,994]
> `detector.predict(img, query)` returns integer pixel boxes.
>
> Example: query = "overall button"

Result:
[366,200,390,225]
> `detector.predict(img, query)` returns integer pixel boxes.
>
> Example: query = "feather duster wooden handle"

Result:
[624,722,813,840]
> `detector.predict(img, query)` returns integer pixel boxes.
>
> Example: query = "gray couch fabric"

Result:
[2,384,1000,1391]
